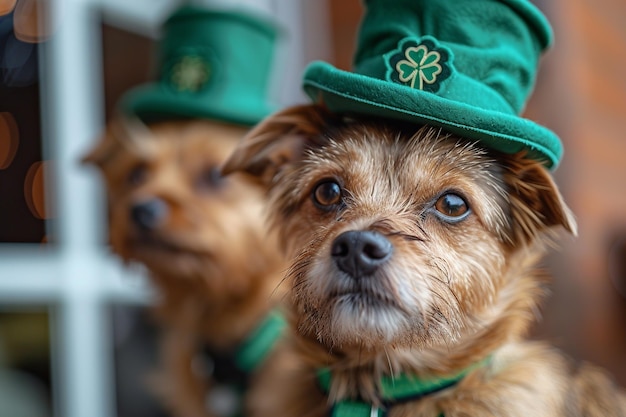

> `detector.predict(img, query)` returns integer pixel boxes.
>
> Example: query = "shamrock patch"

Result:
[170,55,211,92]
[162,47,218,94]
[385,36,453,93]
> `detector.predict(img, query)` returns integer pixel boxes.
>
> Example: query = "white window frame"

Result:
[0,0,330,416]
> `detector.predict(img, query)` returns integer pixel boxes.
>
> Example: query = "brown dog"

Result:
[83,117,286,417]
[223,104,626,417]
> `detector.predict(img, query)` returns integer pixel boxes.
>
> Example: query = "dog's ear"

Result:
[81,125,119,169]
[81,115,157,168]
[502,154,577,244]
[222,104,337,185]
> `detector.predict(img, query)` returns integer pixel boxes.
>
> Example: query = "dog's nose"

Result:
[130,199,168,231]
[331,230,392,278]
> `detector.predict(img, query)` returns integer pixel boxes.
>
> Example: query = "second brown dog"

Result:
[84,117,286,417]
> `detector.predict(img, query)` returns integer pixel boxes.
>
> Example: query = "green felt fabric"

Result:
[302,0,562,169]
[121,5,281,126]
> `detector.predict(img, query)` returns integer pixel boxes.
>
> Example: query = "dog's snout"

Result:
[130,199,168,231]
[331,230,392,277]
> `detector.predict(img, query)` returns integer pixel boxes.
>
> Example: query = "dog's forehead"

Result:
[144,120,243,167]
[305,124,497,200]
[176,135,235,164]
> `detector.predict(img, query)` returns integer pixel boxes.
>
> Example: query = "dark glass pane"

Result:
[0,307,53,417]
[0,11,48,243]
[110,304,170,417]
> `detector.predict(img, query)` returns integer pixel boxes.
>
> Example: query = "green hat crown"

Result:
[303,0,562,168]
[121,5,280,126]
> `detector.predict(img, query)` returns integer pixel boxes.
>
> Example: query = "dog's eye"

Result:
[197,166,224,190]
[128,163,148,186]
[312,180,342,208]
[434,193,470,221]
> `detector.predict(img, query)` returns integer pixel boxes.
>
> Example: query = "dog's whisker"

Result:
[383,346,394,378]
[271,265,294,296]
[388,231,424,242]
[271,276,291,301]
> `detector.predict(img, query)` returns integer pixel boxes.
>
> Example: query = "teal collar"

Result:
[317,359,487,417]
[235,310,286,372]
[201,311,286,417]
[200,310,286,388]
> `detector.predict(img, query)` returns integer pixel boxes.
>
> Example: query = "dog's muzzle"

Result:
[130,198,168,231]
[331,230,392,278]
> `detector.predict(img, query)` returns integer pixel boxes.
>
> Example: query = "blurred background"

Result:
[0,0,624,416]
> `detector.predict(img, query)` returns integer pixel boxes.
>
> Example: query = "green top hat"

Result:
[121,5,280,126]
[303,0,562,168]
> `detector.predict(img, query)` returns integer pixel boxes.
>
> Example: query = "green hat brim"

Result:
[303,61,562,169]
[120,84,277,127]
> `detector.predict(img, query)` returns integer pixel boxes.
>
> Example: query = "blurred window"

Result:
[0,1,327,417]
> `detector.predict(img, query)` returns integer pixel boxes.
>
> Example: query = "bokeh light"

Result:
[0,0,16,16]
[0,111,19,169]
[14,0,53,43]
[23,160,48,220]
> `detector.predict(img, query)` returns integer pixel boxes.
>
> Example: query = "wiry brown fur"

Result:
[83,117,286,417]
[223,104,626,417]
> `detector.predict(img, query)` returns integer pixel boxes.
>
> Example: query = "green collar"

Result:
[201,310,286,389]
[235,310,286,372]
[317,359,488,417]
[201,311,286,417]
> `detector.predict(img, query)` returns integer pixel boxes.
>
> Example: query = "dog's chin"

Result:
[298,260,418,348]
[328,292,410,347]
